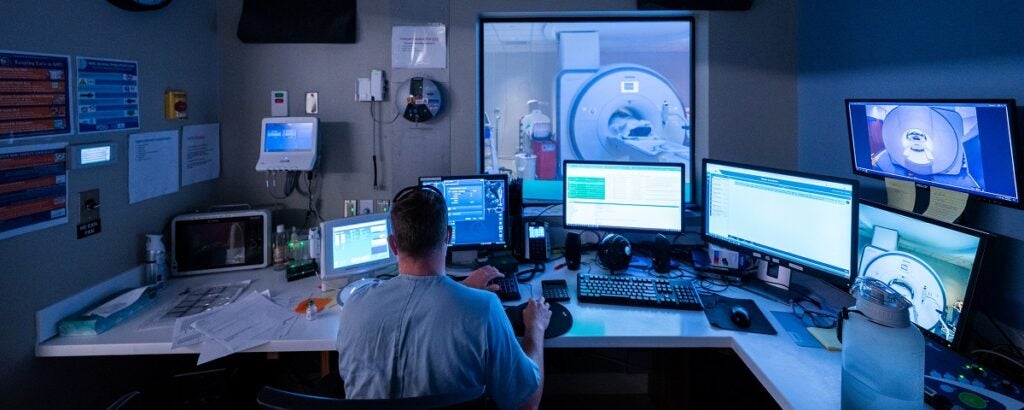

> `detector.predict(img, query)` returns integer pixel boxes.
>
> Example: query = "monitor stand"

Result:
[450,250,478,266]
[745,260,801,303]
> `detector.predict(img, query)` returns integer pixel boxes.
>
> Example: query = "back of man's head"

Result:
[390,188,448,258]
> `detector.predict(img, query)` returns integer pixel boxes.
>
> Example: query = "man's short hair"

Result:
[390,188,448,258]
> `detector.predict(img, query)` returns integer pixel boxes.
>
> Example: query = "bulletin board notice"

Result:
[0,51,72,140]
[77,57,140,134]
[0,143,68,240]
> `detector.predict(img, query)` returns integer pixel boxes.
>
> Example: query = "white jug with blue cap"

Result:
[840,276,925,409]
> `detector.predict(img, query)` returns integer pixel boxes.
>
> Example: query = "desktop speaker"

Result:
[598,234,632,272]
[652,234,672,274]
[565,232,581,271]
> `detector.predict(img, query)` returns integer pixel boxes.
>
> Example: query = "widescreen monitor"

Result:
[563,160,684,234]
[703,159,858,283]
[857,200,987,350]
[847,99,1022,207]
[320,213,396,279]
[419,174,509,250]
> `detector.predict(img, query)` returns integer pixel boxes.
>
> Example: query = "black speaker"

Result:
[508,178,525,258]
[652,234,672,273]
[565,232,582,271]
[598,234,632,272]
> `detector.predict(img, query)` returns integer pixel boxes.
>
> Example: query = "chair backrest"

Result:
[256,385,487,410]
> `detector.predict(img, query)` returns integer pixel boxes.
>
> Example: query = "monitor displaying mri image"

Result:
[847,100,1021,206]
[856,201,987,348]
[480,17,694,203]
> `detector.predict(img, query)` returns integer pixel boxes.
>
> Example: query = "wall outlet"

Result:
[343,200,358,217]
[358,200,374,215]
[374,199,391,214]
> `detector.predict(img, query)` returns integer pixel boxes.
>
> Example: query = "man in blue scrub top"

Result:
[337,186,551,409]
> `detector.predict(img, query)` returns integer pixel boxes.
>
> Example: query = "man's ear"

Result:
[445,225,453,245]
[388,234,399,255]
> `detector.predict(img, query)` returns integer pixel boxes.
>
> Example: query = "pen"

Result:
[554,263,566,270]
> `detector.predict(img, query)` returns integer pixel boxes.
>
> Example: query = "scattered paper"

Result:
[129,130,179,204]
[884,178,916,212]
[88,286,148,318]
[923,187,969,223]
[171,308,218,348]
[191,291,295,365]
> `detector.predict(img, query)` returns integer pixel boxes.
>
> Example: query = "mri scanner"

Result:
[859,225,953,341]
[871,105,980,188]
[554,31,691,170]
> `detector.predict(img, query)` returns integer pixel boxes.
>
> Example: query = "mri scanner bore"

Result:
[481,18,694,203]
[847,100,1021,205]
[856,201,987,347]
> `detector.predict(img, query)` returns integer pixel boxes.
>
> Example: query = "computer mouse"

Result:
[730,305,751,329]
[337,278,382,306]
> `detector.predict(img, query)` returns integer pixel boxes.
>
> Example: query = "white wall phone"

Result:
[255,116,319,171]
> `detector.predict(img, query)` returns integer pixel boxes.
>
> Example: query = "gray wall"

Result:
[0,1,220,407]
[217,0,798,226]
[798,1,1024,340]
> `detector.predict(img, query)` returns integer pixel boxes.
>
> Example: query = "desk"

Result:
[37,257,841,409]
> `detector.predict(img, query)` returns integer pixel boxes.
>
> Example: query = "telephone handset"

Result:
[524,221,551,262]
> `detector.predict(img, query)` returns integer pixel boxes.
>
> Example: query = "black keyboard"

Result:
[490,275,521,301]
[577,273,703,310]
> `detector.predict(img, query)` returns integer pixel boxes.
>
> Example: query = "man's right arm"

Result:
[518,297,551,410]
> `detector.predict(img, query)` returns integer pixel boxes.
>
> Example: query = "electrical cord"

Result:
[525,204,560,224]
[970,349,1024,374]
[515,263,546,282]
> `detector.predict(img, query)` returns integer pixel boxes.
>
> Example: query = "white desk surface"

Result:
[37,258,841,409]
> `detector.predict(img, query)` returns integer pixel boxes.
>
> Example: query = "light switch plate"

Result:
[271,90,288,117]
[305,92,318,114]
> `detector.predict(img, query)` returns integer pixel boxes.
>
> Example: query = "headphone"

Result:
[392,184,443,203]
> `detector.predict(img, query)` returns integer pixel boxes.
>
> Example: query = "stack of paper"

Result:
[172,291,296,364]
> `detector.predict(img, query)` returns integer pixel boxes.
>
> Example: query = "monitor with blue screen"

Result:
[255,116,319,171]
[319,213,396,278]
[563,160,684,234]
[703,159,858,285]
[857,200,987,350]
[419,174,509,250]
[846,99,1022,207]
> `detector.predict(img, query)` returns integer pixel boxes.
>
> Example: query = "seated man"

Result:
[336,185,551,409]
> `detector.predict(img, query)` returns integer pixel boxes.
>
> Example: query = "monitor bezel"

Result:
[319,213,396,279]
[418,173,511,251]
[845,98,1023,208]
[857,199,989,352]
[562,159,685,235]
[701,158,860,285]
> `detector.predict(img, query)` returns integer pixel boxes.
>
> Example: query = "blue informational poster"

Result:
[76,57,140,134]
[0,142,69,240]
[0,50,72,140]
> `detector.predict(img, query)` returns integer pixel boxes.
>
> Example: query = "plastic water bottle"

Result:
[841,277,925,409]
[273,224,288,270]
[144,234,168,287]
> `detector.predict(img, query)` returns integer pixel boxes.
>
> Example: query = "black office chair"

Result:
[256,385,487,410]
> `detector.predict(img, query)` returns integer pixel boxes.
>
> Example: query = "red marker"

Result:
[554,263,566,270]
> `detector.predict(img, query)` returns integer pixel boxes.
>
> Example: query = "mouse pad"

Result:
[703,295,776,335]
[770,310,822,348]
[504,301,572,339]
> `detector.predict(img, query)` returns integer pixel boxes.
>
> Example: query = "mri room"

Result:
[481,18,694,202]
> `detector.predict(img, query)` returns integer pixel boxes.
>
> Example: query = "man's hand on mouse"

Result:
[523,297,552,338]
[461,265,502,292]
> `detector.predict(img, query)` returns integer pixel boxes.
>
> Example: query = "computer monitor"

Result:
[857,200,987,350]
[703,159,858,285]
[255,116,319,171]
[846,99,1022,207]
[319,213,396,279]
[563,160,684,234]
[418,174,509,250]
